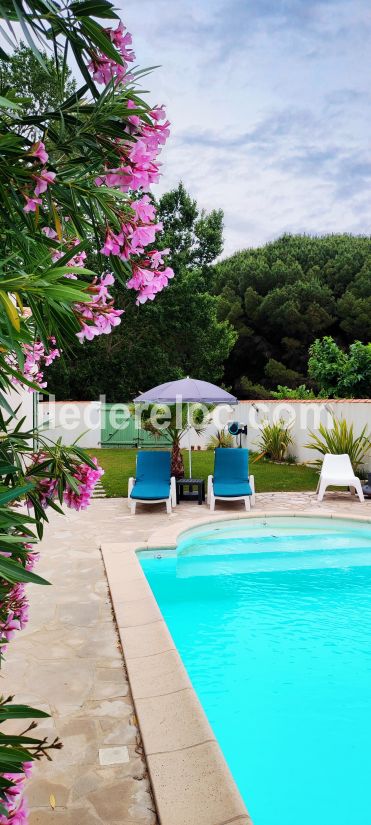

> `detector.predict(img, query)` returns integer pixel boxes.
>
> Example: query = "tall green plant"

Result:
[254,419,294,462]
[305,416,371,472]
[206,429,234,450]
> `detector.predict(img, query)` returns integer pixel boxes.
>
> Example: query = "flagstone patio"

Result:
[2,491,369,823]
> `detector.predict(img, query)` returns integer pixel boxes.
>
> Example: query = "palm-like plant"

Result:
[254,419,294,462]
[140,404,208,478]
[305,416,371,473]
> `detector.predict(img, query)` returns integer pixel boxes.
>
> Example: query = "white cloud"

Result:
[118,0,371,254]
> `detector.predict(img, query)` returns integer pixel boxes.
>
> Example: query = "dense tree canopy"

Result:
[213,234,371,396]
[48,183,235,400]
[308,337,371,398]
[0,42,76,126]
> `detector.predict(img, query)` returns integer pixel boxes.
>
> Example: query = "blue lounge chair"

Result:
[128,451,176,514]
[207,448,255,511]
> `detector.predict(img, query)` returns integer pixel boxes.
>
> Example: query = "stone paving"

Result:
[1,491,370,823]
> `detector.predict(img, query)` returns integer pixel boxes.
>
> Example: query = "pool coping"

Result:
[101,508,371,825]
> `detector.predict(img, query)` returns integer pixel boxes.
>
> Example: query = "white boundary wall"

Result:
[236,400,371,469]
[38,398,371,469]
[8,384,34,430]
[39,400,101,448]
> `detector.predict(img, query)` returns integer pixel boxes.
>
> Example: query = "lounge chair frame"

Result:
[207,474,255,511]
[316,453,364,503]
[128,475,177,514]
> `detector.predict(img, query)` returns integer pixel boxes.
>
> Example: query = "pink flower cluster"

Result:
[88,21,135,85]
[63,458,104,511]
[29,454,103,513]
[0,543,36,650]
[6,338,60,391]
[36,477,58,509]
[95,104,170,194]
[74,273,123,342]
[100,196,162,259]
[100,195,174,304]
[0,583,29,647]
[89,22,170,194]
[127,250,174,304]
[0,763,32,825]
[23,142,55,213]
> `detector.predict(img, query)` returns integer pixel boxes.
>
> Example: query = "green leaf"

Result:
[0,733,42,745]
[0,290,20,331]
[0,94,21,109]
[71,0,119,18]
[0,746,34,763]
[0,462,18,474]
[0,555,50,585]
[0,704,49,720]
[80,18,124,65]
[0,483,34,506]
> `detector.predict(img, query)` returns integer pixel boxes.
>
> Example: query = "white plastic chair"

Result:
[316,453,364,503]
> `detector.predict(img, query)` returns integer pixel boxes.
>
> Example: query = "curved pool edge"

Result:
[101,535,252,825]
[101,509,371,825]
[147,507,371,551]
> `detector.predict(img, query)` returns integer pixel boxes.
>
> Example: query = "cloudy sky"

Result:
[117,0,371,256]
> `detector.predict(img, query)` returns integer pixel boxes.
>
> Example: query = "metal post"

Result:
[32,391,39,453]
[187,402,192,478]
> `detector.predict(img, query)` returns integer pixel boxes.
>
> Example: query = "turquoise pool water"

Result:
[139,517,371,825]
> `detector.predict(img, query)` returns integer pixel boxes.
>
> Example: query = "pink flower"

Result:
[148,248,170,269]
[23,195,42,213]
[131,195,156,223]
[127,259,174,304]
[7,338,61,391]
[101,273,115,286]
[100,229,122,256]
[151,105,167,122]
[76,322,99,343]
[42,226,58,239]
[64,459,104,510]
[74,274,124,342]
[127,99,141,127]
[34,169,56,196]
[87,21,135,86]
[29,141,48,164]
[0,762,32,824]
[130,222,163,252]
[128,139,154,166]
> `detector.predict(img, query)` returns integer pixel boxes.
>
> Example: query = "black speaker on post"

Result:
[228,421,248,447]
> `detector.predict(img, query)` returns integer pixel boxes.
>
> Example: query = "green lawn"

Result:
[88,448,319,498]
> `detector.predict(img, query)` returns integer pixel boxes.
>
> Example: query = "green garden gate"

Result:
[100,403,170,448]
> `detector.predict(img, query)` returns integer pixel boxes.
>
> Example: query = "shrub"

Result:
[271,384,316,399]
[305,416,371,472]
[254,419,294,462]
[207,429,234,449]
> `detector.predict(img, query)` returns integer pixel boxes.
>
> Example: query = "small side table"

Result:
[176,477,205,505]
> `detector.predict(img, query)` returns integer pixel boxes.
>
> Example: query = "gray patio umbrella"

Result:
[134,377,237,477]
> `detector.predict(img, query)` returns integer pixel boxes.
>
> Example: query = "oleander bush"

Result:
[0,0,172,819]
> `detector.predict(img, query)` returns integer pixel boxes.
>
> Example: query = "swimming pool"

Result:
[139,517,371,825]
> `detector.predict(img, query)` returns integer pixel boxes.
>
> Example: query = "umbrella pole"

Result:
[187,402,192,478]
